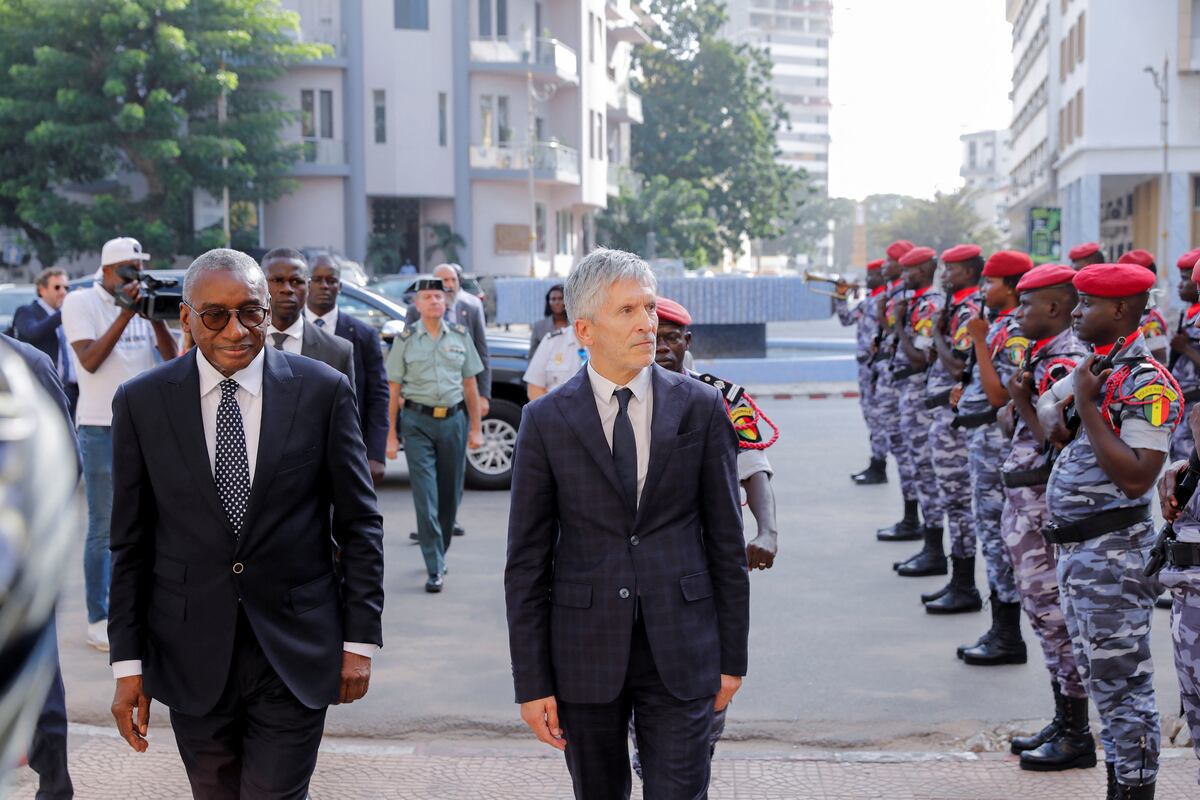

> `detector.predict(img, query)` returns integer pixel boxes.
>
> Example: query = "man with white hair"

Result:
[504,248,750,798]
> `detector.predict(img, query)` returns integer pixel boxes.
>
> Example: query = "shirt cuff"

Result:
[343,642,378,658]
[112,660,142,679]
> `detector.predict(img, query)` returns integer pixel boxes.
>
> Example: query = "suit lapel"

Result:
[300,318,320,360]
[237,347,301,549]
[554,367,627,505]
[161,350,232,535]
[634,366,688,527]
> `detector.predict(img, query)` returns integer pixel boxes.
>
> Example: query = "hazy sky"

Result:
[826,1,1014,201]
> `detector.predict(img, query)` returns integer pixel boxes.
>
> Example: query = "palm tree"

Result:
[424,223,466,266]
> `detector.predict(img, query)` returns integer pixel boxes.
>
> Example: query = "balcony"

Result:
[469,37,579,86]
[288,20,346,67]
[607,18,652,46]
[607,162,637,196]
[469,142,581,185]
[607,84,643,124]
[290,137,349,177]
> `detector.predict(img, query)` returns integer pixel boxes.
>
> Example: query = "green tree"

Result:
[876,188,1000,255]
[596,174,719,267]
[0,0,324,265]
[761,187,854,264]
[423,223,466,266]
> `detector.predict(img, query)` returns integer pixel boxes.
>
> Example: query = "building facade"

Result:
[271,0,648,277]
[959,129,1011,241]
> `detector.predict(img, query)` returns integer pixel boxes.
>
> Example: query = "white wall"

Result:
[265,177,346,252]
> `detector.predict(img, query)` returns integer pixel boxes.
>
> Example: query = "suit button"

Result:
[232,562,244,574]
[630,535,640,546]
[618,587,630,599]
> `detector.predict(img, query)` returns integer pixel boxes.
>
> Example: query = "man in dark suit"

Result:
[261,248,355,387]
[307,254,389,485]
[107,249,384,798]
[12,268,78,416]
[504,248,750,799]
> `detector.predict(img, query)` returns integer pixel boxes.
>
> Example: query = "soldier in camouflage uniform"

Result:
[1038,263,1184,799]
[1119,250,1170,364]
[1168,249,1200,462]
[999,264,1094,772]
[836,259,889,484]
[916,245,985,611]
[889,247,946,576]
[876,241,924,542]
[952,251,1032,666]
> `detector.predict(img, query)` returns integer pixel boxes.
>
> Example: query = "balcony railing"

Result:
[607,162,637,195]
[300,138,346,165]
[469,37,579,82]
[607,84,643,123]
[469,142,580,182]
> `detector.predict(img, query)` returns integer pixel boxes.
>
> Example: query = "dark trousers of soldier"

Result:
[967,425,1020,602]
[402,410,467,577]
[898,377,940,525]
[857,362,888,462]
[876,368,917,502]
[1156,568,1200,785]
[1057,522,1160,786]
[929,407,973,556]
[1000,485,1085,698]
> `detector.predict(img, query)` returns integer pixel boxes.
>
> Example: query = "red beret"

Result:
[1068,242,1101,261]
[655,297,692,327]
[1178,250,1200,270]
[1072,264,1157,297]
[1117,249,1155,268]
[982,250,1034,277]
[886,240,914,260]
[867,258,885,271]
[898,246,936,267]
[1016,263,1076,293]
[941,244,982,263]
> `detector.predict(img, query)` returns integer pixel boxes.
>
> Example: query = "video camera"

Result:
[113,265,183,321]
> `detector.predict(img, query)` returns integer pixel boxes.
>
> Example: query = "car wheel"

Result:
[466,398,521,490]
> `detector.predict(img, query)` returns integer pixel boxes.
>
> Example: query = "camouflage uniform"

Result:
[837,289,888,462]
[1169,304,1200,462]
[895,285,945,526]
[1140,305,1169,358]
[1000,328,1087,698]
[1159,491,1200,787]
[926,287,980,557]
[878,280,918,504]
[1044,333,1183,786]
[956,309,1026,603]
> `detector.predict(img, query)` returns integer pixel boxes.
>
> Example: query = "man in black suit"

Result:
[107,249,385,798]
[261,248,355,387]
[12,268,77,416]
[504,248,750,799]
[306,253,389,485]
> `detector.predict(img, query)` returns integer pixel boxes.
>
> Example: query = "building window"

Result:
[1075,88,1083,138]
[478,0,506,38]
[395,0,428,30]
[588,111,594,158]
[438,92,447,147]
[1059,38,1066,82]
[301,90,315,137]
[1067,28,1075,74]
[319,90,333,138]
[556,209,575,255]
[535,203,547,253]
[588,13,595,63]
[373,90,386,143]
[479,0,491,36]
[593,111,604,160]
[497,96,511,144]
[497,0,507,37]
[1076,11,1085,62]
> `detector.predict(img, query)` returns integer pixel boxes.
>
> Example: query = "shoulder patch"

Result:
[697,373,746,405]
[449,322,467,335]
[547,328,566,339]
[397,327,413,340]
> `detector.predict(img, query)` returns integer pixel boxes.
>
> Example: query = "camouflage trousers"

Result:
[1158,568,1200,786]
[929,405,973,556]
[876,365,917,502]
[1057,521,1160,785]
[1000,485,1085,698]
[1170,418,1196,464]
[857,362,889,461]
[899,377,941,525]
[968,425,1019,603]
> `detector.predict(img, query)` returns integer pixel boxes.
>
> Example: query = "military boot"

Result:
[957,592,1000,659]
[1117,782,1155,799]
[876,499,922,541]
[852,457,888,485]
[920,580,950,603]
[1010,681,1064,753]
[961,598,1027,665]
[1105,762,1117,800]
[1018,692,1097,771]
[895,526,947,577]
[923,556,982,612]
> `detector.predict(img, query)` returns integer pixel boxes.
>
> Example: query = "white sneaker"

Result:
[87,620,109,652]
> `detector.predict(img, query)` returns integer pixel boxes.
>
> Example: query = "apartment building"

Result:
[960,129,1011,240]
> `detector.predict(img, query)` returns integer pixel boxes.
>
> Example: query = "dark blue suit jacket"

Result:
[505,364,750,705]
[12,301,65,369]
[0,333,78,473]
[107,347,385,716]
[333,312,389,462]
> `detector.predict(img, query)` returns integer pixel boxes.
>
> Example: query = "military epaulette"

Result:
[697,373,745,405]
[397,327,414,341]
[546,328,566,339]
[448,322,467,335]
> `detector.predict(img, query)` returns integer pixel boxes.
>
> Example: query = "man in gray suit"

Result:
[262,248,355,385]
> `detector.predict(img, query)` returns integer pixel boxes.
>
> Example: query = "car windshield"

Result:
[337,287,406,335]
[370,279,410,302]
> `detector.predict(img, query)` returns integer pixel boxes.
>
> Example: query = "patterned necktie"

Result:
[314,318,325,328]
[271,332,288,350]
[214,379,251,536]
[611,388,638,513]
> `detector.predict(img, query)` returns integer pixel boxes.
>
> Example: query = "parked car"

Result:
[371,273,486,312]
[0,284,26,334]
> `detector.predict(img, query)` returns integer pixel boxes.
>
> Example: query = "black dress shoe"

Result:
[453,523,465,537]
[425,574,444,593]
[1155,592,1172,610]
[409,531,419,542]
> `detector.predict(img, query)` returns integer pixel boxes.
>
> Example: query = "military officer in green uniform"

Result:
[386,277,484,593]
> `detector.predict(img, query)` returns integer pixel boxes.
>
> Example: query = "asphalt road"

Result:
[51,395,1188,749]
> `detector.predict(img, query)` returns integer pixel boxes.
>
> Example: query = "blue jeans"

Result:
[79,425,113,624]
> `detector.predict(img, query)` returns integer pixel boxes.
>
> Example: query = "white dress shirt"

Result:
[305,305,339,332]
[112,346,374,679]
[587,362,653,506]
[266,315,305,354]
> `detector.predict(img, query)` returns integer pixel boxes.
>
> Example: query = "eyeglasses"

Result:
[184,303,270,332]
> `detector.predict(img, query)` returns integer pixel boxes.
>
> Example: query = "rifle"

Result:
[1168,309,1186,372]
[1146,448,1200,577]
[1045,335,1128,467]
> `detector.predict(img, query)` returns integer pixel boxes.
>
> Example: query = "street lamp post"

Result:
[1145,58,1169,303]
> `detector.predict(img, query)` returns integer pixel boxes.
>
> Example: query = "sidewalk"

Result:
[8,725,1198,799]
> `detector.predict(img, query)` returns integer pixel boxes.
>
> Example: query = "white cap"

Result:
[100,237,150,266]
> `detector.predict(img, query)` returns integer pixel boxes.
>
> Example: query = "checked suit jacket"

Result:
[504,363,750,705]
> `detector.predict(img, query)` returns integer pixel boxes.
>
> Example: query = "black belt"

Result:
[1042,505,1151,545]
[1002,466,1052,488]
[953,408,998,429]
[892,365,926,380]
[924,389,952,409]
[1167,541,1200,567]
[1184,387,1200,403]
[404,400,465,419]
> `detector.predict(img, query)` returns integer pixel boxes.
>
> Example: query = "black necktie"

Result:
[271,332,288,350]
[612,388,637,513]
[214,379,251,537]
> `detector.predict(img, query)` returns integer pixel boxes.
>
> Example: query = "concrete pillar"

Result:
[1076,173,1102,247]
[342,0,368,263]
[452,0,473,271]
[1163,170,1191,315]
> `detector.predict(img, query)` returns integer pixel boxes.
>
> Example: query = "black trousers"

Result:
[169,610,327,800]
[30,617,72,799]
[557,617,716,800]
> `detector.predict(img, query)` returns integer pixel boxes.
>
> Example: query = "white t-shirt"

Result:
[62,283,159,426]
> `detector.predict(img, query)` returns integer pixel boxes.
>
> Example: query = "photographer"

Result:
[61,237,177,652]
